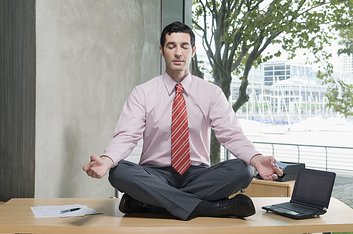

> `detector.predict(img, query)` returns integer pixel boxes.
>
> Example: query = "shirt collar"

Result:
[163,72,192,96]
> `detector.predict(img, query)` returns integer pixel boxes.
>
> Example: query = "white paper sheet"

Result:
[31,204,102,218]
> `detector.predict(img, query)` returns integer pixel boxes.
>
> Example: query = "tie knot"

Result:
[175,84,183,94]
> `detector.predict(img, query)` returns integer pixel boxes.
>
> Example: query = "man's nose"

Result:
[175,47,182,57]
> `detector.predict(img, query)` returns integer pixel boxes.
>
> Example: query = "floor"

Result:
[332,175,353,209]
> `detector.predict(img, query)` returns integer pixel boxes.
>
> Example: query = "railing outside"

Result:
[225,142,353,175]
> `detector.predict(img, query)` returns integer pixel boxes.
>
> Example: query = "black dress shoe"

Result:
[215,194,255,217]
[119,193,153,214]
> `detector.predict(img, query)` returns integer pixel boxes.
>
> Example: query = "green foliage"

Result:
[193,0,353,107]
[192,0,353,164]
[317,60,353,118]
[326,5,353,118]
[338,29,353,56]
[322,78,353,118]
[336,3,353,57]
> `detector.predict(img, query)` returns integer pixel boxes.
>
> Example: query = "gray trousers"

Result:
[108,159,253,220]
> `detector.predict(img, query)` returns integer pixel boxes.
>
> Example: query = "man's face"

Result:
[159,32,196,79]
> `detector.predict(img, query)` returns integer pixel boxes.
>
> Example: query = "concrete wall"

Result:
[34,0,161,198]
[0,0,160,201]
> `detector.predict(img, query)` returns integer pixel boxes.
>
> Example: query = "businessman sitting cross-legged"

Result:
[83,21,283,221]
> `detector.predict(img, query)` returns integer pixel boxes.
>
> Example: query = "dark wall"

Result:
[0,0,36,201]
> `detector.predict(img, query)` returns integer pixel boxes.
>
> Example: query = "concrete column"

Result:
[0,0,36,201]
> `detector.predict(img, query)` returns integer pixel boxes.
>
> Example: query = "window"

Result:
[275,71,285,75]
[274,65,285,70]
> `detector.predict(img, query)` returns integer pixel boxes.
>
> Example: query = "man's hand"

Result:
[82,155,114,179]
[250,154,283,181]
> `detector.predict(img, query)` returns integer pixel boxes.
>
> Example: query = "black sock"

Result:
[193,200,218,217]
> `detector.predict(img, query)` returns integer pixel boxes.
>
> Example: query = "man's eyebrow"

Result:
[166,42,176,46]
[165,42,190,46]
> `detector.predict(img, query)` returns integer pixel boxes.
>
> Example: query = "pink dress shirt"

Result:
[103,72,260,167]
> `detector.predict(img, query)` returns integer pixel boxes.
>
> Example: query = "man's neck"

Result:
[166,69,189,83]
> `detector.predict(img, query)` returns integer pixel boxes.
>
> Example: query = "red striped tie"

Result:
[171,84,191,175]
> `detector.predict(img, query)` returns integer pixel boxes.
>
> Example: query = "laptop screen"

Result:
[291,168,336,209]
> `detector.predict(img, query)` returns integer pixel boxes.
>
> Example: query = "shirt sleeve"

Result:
[102,86,146,166]
[209,86,260,165]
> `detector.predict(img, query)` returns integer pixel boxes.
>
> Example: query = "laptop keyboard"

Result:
[272,202,319,213]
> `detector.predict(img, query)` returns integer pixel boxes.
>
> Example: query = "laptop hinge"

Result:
[291,200,324,210]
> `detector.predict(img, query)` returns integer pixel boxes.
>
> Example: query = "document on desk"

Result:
[31,204,102,218]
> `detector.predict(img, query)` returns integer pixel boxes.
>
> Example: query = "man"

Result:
[83,22,283,221]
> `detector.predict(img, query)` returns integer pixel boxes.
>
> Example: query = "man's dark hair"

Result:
[160,21,195,50]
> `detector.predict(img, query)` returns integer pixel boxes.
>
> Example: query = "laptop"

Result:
[262,168,336,219]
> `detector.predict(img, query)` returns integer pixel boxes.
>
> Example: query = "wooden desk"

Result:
[0,197,352,234]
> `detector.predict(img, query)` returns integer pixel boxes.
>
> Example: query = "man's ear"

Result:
[191,46,196,58]
[159,45,164,57]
